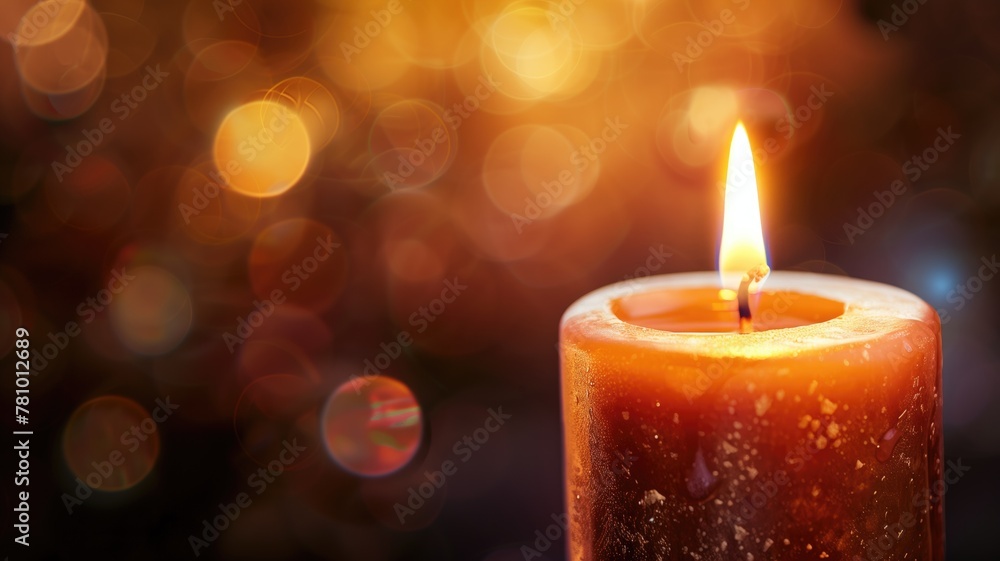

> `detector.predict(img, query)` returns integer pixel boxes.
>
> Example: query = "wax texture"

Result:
[560,273,943,561]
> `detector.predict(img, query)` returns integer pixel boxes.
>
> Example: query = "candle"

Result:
[560,124,943,560]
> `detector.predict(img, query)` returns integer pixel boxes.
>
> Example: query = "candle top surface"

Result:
[562,271,939,360]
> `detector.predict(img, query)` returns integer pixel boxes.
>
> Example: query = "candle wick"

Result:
[738,264,770,334]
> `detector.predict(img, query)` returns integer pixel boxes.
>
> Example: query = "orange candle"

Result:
[560,125,943,560]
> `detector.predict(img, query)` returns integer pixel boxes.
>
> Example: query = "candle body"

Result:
[561,272,942,561]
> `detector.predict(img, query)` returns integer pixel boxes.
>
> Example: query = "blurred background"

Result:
[0,0,997,559]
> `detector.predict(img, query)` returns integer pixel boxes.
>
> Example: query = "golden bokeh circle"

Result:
[212,100,312,198]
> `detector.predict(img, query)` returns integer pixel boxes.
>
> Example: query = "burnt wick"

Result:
[738,264,770,334]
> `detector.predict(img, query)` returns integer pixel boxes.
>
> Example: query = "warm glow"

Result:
[719,122,768,291]
[212,100,312,198]
[489,6,581,97]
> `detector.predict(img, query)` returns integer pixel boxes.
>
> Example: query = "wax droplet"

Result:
[808,380,818,395]
[820,398,838,415]
[622,411,630,420]
[876,428,902,462]
[763,538,774,551]
[734,525,748,541]
[826,422,840,439]
[754,394,772,416]
[643,489,666,505]
[685,447,719,501]
[856,460,865,469]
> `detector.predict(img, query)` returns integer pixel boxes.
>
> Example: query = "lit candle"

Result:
[560,124,943,560]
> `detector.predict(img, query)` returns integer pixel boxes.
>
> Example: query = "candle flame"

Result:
[719,122,768,292]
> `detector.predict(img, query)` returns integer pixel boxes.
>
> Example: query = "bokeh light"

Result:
[13,0,108,120]
[485,4,586,99]
[0,0,996,557]
[62,396,160,492]
[322,377,422,477]
[264,76,341,151]
[482,124,597,221]
[109,266,193,356]
[368,99,456,190]
[212,100,312,197]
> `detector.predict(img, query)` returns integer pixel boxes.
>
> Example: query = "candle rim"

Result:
[562,271,939,359]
